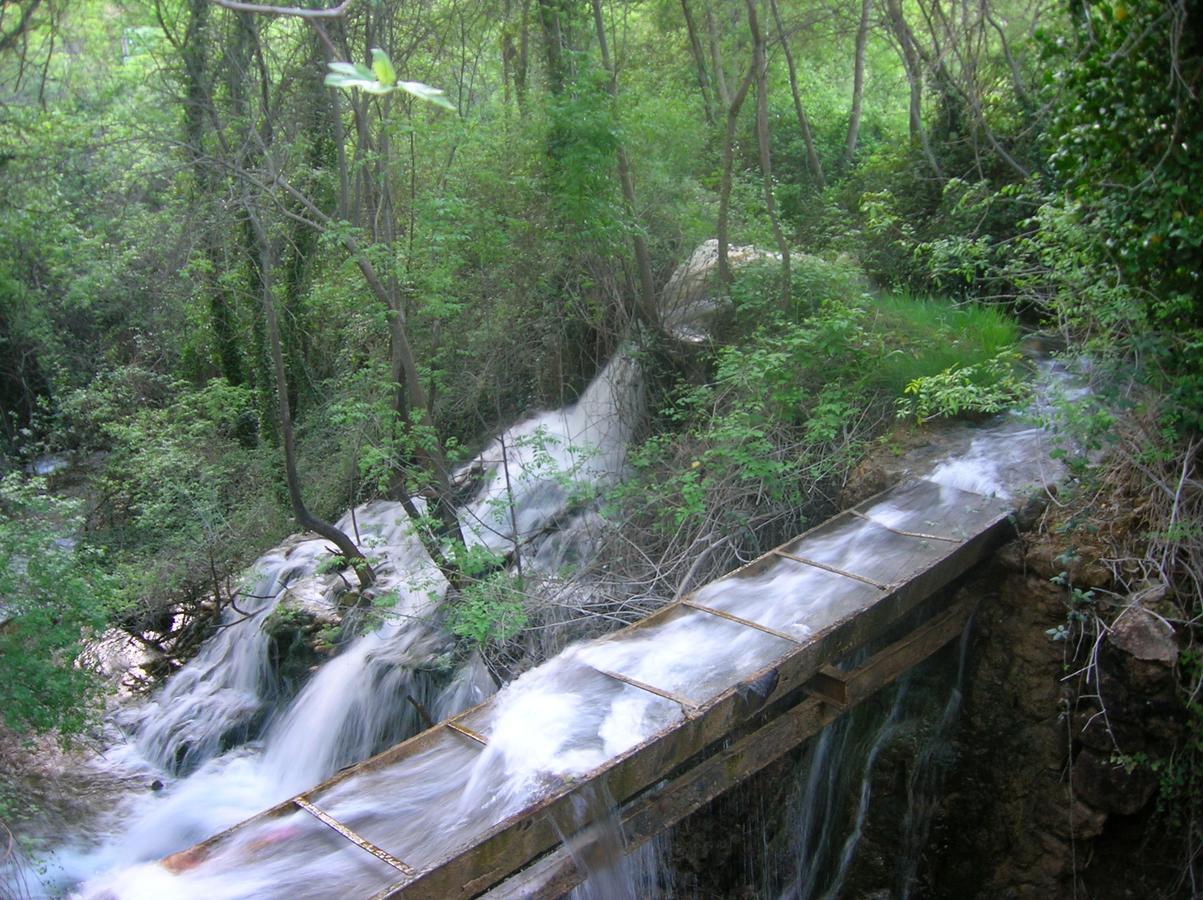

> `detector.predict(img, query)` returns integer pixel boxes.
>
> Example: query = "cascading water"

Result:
[9,271,1084,899]
[749,351,1086,900]
[11,351,645,898]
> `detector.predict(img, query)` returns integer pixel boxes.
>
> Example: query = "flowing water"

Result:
[12,351,643,898]
[8,308,1082,898]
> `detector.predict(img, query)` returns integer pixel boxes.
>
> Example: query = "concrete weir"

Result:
[158,479,1014,898]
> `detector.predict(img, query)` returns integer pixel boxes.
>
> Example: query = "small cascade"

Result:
[657,239,774,344]
[818,684,910,900]
[22,349,646,897]
[14,259,1088,898]
[769,682,910,900]
[458,350,643,560]
[763,614,978,900]
[127,538,335,775]
[894,612,976,899]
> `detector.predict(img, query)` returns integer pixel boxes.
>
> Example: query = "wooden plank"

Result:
[373,509,1010,899]
[156,479,1011,898]
[483,596,978,899]
[293,798,415,877]
[806,666,848,708]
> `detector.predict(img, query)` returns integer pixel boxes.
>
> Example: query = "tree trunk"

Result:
[591,0,659,330]
[707,3,755,286]
[747,0,791,307]
[680,0,715,125]
[885,0,942,179]
[181,0,245,387]
[767,0,825,189]
[247,206,374,589]
[842,0,871,169]
[537,0,566,94]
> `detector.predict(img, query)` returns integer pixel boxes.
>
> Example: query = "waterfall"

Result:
[18,351,645,897]
[13,312,1082,898]
[457,350,644,559]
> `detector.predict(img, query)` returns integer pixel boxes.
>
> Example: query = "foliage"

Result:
[0,476,121,735]
[324,49,456,108]
[1038,0,1203,431]
[616,259,1025,546]
[896,349,1031,422]
[64,372,285,633]
[447,571,528,647]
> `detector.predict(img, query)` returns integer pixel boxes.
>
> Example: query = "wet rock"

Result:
[263,595,342,691]
[1070,748,1156,816]
[1013,491,1051,532]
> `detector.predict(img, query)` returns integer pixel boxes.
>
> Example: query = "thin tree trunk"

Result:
[767,0,824,189]
[707,3,754,286]
[537,0,566,93]
[181,0,245,387]
[517,0,530,110]
[680,0,715,125]
[247,205,374,589]
[502,0,512,104]
[747,0,791,306]
[885,0,942,178]
[591,0,659,330]
[842,0,871,169]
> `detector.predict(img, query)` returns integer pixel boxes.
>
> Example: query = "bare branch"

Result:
[209,0,352,18]
[0,0,42,55]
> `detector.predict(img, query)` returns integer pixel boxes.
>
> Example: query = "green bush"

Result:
[0,475,122,735]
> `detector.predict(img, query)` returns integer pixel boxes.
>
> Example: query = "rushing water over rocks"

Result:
[8,316,1084,898]
[11,351,644,898]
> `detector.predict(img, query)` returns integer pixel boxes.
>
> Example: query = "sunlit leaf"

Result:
[398,80,455,110]
[370,48,397,87]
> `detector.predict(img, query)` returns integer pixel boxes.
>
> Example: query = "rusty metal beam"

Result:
[446,721,489,746]
[849,509,962,543]
[589,666,700,716]
[680,599,804,644]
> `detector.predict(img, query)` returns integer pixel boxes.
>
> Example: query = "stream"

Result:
[3,268,1084,898]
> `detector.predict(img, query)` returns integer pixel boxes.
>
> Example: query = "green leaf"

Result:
[324,73,392,95]
[398,80,455,110]
[370,48,397,87]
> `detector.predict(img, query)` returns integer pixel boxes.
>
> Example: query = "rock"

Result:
[1068,798,1108,840]
[1071,708,1146,754]
[1023,538,1112,589]
[1070,748,1156,816]
[1107,606,1178,666]
[1013,492,1050,532]
[657,239,777,344]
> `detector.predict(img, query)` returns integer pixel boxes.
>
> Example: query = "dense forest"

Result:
[0,0,1200,896]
